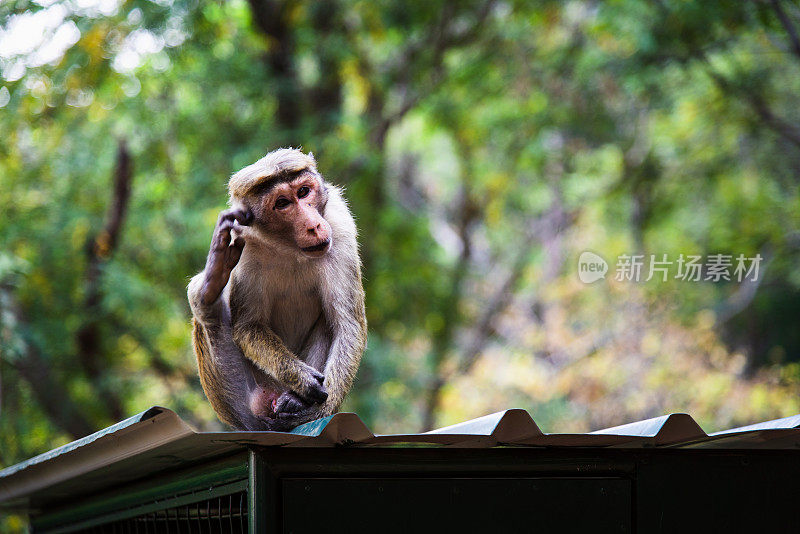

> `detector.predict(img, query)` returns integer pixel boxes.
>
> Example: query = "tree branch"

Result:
[0,284,94,439]
[421,182,481,432]
[651,1,800,149]
[715,249,772,324]
[110,315,196,385]
[307,2,344,132]
[454,247,530,377]
[246,0,301,129]
[700,57,800,149]
[76,140,133,422]
[769,0,800,60]
[352,0,498,148]
[455,199,577,377]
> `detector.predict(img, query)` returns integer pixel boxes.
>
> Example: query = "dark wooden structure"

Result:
[1,407,799,532]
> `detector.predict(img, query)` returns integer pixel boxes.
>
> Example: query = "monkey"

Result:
[187,148,367,431]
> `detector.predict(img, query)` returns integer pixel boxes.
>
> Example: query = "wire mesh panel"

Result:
[76,491,247,534]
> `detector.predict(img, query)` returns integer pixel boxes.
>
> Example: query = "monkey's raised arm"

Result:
[188,208,251,324]
[188,274,223,325]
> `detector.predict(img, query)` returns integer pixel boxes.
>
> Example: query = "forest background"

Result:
[1,0,800,474]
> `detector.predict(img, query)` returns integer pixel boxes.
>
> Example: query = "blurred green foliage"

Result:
[1,0,800,478]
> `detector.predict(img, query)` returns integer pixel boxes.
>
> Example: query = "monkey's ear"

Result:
[308,152,315,163]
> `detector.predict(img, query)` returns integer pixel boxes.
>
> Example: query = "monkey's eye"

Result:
[274,198,291,210]
[297,185,311,199]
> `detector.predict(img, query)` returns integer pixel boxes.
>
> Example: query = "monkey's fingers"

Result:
[211,221,234,252]
[309,367,325,384]
[218,208,252,227]
[225,237,245,270]
[274,391,310,415]
[298,380,328,404]
[239,209,254,226]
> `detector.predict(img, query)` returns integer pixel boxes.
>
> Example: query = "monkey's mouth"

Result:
[301,239,331,254]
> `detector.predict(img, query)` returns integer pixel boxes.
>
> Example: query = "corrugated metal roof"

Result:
[1,407,799,508]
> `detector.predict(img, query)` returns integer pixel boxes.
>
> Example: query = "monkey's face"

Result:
[250,174,332,258]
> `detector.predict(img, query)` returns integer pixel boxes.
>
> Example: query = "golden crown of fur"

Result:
[228,148,317,200]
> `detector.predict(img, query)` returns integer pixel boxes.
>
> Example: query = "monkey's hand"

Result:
[293,364,329,405]
[274,391,311,415]
[273,392,326,428]
[199,208,253,305]
[263,391,319,431]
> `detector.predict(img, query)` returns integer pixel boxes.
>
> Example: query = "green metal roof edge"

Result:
[710,413,800,435]
[3,405,800,497]
[289,415,336,436]
[0,407,165,480]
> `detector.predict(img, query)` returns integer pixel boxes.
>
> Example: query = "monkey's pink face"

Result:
[257,175,332,258]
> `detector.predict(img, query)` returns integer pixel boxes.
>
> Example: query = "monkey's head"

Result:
[228,149,332,258]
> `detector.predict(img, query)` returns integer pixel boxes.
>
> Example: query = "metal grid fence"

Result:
[73,491,247,534]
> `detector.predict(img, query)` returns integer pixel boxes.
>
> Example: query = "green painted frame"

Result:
[32,453,251,533]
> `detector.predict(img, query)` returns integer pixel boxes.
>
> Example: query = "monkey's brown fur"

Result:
[188,149,367,431]
[192,318,240,427]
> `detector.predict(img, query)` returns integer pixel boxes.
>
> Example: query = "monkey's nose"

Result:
[307,223,321,234]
